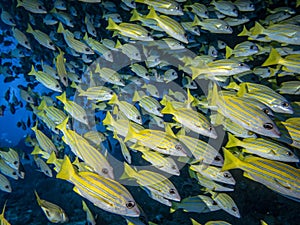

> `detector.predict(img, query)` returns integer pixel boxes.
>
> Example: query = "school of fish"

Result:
[0,0,300,224]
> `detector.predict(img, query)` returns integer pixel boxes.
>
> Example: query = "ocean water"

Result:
[0,0,300,225]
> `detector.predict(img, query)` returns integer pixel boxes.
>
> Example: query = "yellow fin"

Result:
[225,46,233,59]
[56,156,75,181]
[225,133,242,148]
[34,190,42,206]
[119,162,137,180]
[262,48,282,67]
[56,116,69,132]
[221,148,242,171]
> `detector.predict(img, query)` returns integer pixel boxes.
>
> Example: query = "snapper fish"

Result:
[34,191,68,223]
[57,156,140,217]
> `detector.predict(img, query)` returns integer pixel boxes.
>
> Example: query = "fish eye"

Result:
[250,3,254,8]
[38,5,43,9]
[135,53,139,56]
[267,68,271,73]
[13,172,17,175]
[171,165,177,170]
[56,84,60,88]
[232,207,238,212]
[49,42,54,46]
[212,201,218,205]
[92,30,96,34]
[208,126,213,131]
[233,9,238,14]
[25,41,29,45]
[63,77,67,81]
[287,151,293,156]
[223,172,231,178]
[102,168,108,174]
[5,185,9,189]
[239,63,245,67]
[110,91,114,95]
[263,109,269,114]
[14,161,18,165]
[225,25,229,29]
[108,53,111,57]
[126,201,135,209]
[250,45,256,50]
[136,115,141,120]
[83,115,87,120]
[55,128,59,132]
[169,188,176,194]
[282,102,289,107]
[86,48,90,51]
[205,11,208,15]
[248,131,254,135]
[175,144,182,150]
[215,156,221,161]
[145,73,149,77]
[263,123,273,130]
[27,97,31,101]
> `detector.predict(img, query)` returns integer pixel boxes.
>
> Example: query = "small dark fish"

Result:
[10,103,16,114]
[27,117,31,127]
[0,105,6,116]
[4,88,10,101]
[4,75,19,83]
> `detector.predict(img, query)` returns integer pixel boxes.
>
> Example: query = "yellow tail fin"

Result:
[262,48,282,67]
[225,133,242,148]
[56,156,75,181]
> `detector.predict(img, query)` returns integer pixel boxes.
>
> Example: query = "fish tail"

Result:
[252,22,264,36]
[238,25,250,36]
[28,65,36,76]
[225,46,233,59]
[34,190,41,205]
[46,151,57,164]
[225,133,242,148]
[57,22,65,33]
[208,82,219,107]
[83,32,88,41]
[124,123,137,143]
[130,9,141,22]
[192,15,201,26]
[221,148,241,171]
[26,23,33,34]
[70,81,78,89]
[115,39,122,49]
[56,91,67,103]
[132,90,141,102]
[191,67,203,80]
[50,7,57,14]
[262,48,282,67]
[31,121,38,132]
[16,0,22,7]
[1,200,7,216]
[119,162,137,180]
[146,7,159,20]
[31,145,43,155]
[108,93,119,105]
[56,116,69,132]
[56,156,75,181]
[170,202,178,213]
[106,18,119,30]
[82,200,88,212]
[102,111,114,126]
[236,82,248,97]
[37,99,47,111]
[161,100,176,114]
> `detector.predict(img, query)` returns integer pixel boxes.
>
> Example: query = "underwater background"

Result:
[1,0,300,224]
